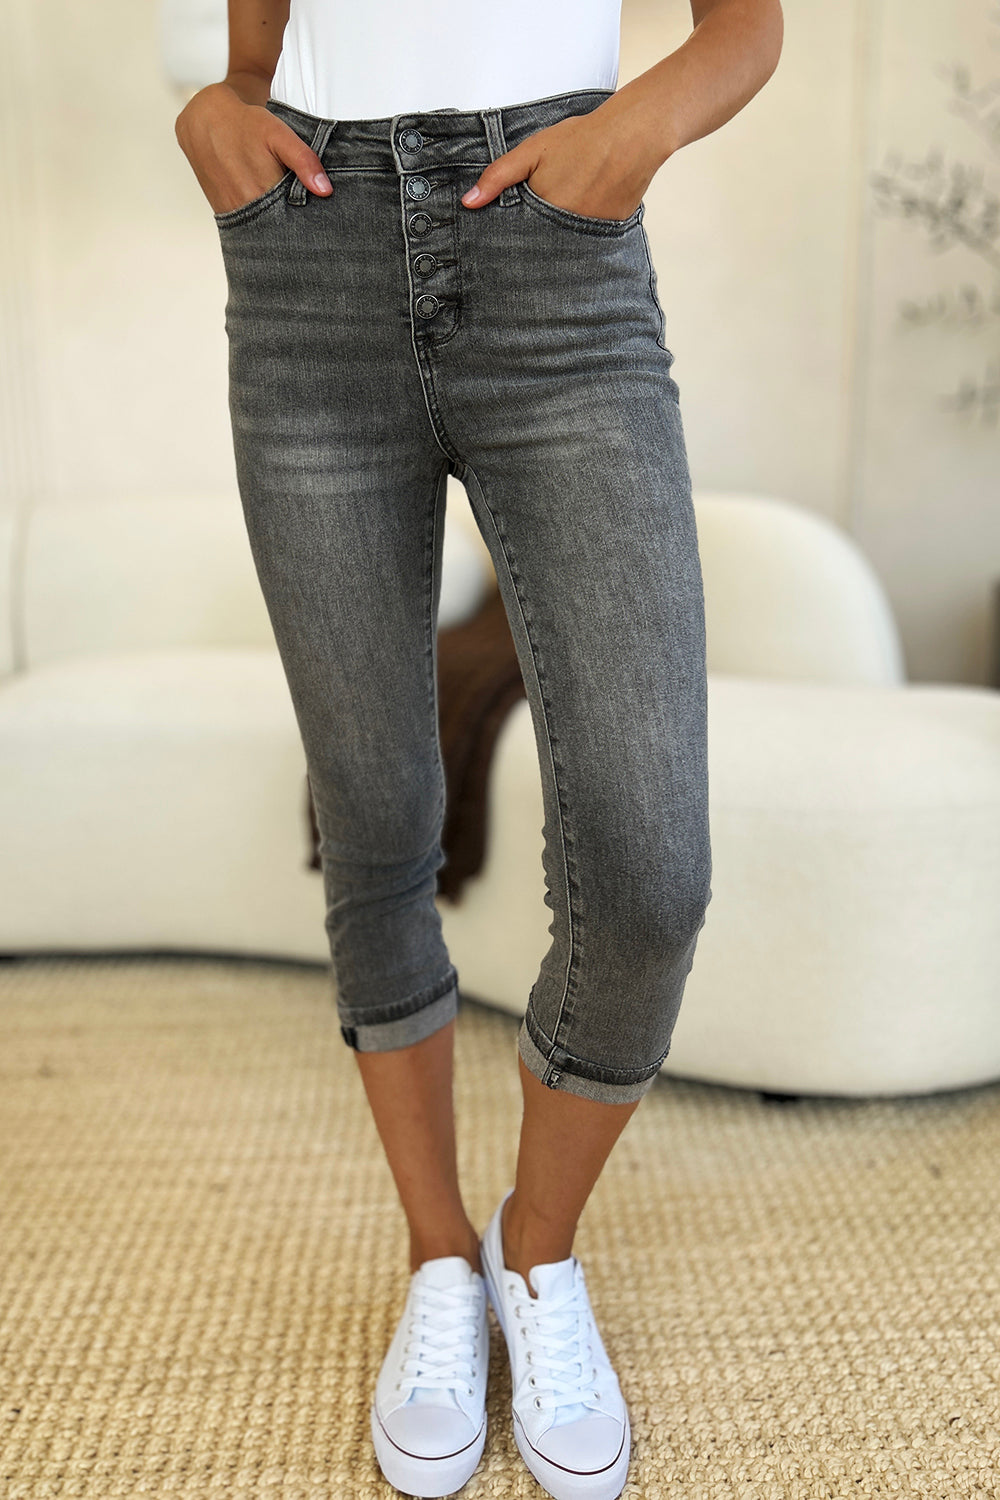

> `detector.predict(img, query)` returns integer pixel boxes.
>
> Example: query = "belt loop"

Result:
[480,107,519,208]
[288,118,338,205]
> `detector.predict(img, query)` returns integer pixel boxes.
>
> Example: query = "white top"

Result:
[270,0,622,121]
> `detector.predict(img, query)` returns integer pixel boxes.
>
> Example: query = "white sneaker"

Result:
[370,1255,489,1498]
[480,1190,630,1500]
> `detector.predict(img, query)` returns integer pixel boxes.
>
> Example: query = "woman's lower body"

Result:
[215,84,713,1497]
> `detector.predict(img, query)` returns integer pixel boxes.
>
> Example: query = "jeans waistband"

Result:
[264,87,618,176]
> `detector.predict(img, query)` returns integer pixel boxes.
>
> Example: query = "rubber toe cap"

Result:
[534,1412,625,1472]
[379,1403,479,1460]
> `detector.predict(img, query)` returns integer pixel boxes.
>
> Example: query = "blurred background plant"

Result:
[870,1,1000,425]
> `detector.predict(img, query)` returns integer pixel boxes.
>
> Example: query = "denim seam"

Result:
[412,342,466,468]
[424,461,450,823]
[498,86,617,118]
[265,87,616,136]
[288,119,338,205]
[522,1008,670,1086]
[338,964,459,1028]
[639,219,671,354]
[480,108,519,208]
[213,171,296,229]
[459,463,579,1067]
[516,179,643,238]
[318,165,397,175]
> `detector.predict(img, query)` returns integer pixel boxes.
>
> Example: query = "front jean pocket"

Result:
[213,169,297,230]
[516,178,643,237]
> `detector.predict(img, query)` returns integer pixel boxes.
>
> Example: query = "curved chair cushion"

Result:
[694,492,906,686]
[19,492,494,667]
[441,673,1000,1096]
[0,646,326,956]
[677,673,1000,1094]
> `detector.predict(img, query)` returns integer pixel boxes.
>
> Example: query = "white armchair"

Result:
[0,491,493,959]
[1,485,997,1097]
[439,491,1000,1098]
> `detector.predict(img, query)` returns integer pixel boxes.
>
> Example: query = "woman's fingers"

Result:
[176,89,334,214]
[216,123,332,213]
[270,121,333,196]
[461,146,536,207]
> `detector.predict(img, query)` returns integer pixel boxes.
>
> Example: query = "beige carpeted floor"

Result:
[1,955,998,1499]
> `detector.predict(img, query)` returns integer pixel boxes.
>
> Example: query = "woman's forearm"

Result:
[222,68,274,108]
[175,0,335,215]
[220,0,290,103]
[609,0,784,174]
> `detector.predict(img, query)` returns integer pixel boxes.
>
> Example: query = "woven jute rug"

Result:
[1,955,997,1499]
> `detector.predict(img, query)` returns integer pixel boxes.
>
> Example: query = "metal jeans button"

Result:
[399,128,424,152]
[414,253,437,276]
[415,294,440,319]
[405,176,431,200]
[408,213,433,235]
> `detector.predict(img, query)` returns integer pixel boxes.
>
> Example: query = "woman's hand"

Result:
[460,101,658,221]
[175,82,333,216]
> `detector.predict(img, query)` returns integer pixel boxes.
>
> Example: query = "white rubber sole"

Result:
[370,1400,487,1498]
[480,1229,630,1500]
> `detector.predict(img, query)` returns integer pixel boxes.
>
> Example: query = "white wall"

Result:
[1,0,997,683]
[625,0,1000,684]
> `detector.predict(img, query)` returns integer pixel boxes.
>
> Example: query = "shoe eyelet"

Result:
[528,1376,536,1386]
[534,1396,543,1410]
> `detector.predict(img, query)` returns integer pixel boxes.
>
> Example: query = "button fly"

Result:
[398,147,456,338]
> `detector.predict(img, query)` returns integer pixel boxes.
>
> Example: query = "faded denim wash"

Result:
[214,86,713,1104]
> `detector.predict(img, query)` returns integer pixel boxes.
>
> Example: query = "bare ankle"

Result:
[501,1192,574,1292]
[409,1220,482,1276]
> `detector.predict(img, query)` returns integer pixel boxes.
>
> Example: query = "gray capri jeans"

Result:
[214,85,713,1105]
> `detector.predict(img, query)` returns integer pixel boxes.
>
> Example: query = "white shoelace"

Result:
[510,1276,603,1415]
[397,1282,481,1398]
